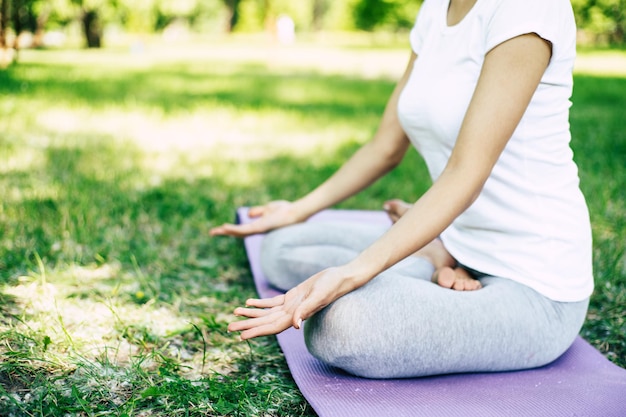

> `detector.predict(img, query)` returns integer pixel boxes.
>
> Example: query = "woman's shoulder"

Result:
[479,0,575,20]
[479,0,576,55]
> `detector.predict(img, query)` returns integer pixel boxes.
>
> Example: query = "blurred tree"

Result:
[31,0,51,47]
[11,0,38,40]
[0,0,8,48]
[260,0,274,31]
[389,0,421,29]
[69,0,106,47]
[82,8,101,47]
[222,0,241,32]
[353,0,420,31]
[46,0,78,29]
[311,0,327,31]
[117,0,156,33]
[572,0,625,44]
[235,0,271,32]
[353,0,395,31]
[1,0,623,50]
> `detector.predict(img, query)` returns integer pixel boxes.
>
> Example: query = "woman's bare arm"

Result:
[229,33,552,339]
[210,53,417,237]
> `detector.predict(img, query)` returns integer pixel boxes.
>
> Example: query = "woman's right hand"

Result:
[228,264,364,339]
[209,200,305,238]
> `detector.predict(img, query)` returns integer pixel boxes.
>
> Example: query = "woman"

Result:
[210,0,593,379]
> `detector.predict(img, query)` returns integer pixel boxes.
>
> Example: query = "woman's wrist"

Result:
[291,195,325,222]
[342,254,386,290]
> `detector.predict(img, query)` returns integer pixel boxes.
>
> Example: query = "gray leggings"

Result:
[260,221,589,379]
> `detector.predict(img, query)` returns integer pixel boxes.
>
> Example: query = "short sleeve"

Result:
[485,0,576,58]
[409,0,439,55]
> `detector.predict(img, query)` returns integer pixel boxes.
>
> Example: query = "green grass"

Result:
[0,39,625,416]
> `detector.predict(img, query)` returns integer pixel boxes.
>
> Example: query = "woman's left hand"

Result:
[228,266,357,340]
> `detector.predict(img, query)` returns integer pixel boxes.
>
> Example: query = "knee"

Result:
[304,299,363,374]
[260,228,297,291]
[303,294,394,379]
[259,228,285,277]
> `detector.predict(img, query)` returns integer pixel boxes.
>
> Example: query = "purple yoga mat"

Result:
[236,208,626,417]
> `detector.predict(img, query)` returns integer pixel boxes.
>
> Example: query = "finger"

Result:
[292,298,328,330]
[228,312,279,332]
[292,305,308,329]
[209,224,244,237]
[239,313,294,339]
[210,224,248,237]
[233,307,273,319]
[245,295,285,309]
[228,310,290,334]
[208,225,228,236]
[247,205,267,218]
[210,222,263,238]
[240,322,291,340]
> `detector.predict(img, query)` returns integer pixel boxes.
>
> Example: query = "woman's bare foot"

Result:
[415,238,455,268]
[383,199,413,223]
[384,199,482,291]
[433,266,482,291]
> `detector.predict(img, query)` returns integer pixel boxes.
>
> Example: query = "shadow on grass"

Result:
[0,293,19,328]
[0,135,331,415]
[0,130,429,287]
[0,61,395,120]
[0,57,624,416]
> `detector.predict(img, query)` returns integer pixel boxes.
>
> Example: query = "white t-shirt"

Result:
[397,0,593,301]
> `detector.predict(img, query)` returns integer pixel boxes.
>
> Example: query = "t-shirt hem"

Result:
[506,279,594,303]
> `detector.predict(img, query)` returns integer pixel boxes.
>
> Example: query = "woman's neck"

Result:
[447,0,478,26]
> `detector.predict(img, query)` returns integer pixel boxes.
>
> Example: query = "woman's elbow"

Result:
[378,137,410,170]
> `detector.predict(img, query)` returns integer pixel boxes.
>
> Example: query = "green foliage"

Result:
[568,72,626,360]
[352,0,420,31]
[46,0,79,28]
[572,0,626,44]
[2,0,626,48]
[10,0,39,34]
[353,0,396,31]
[0,40,403,416]
[0,40,624,416]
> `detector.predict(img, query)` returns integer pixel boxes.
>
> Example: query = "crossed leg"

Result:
[259,216,587,379]
[384,199,482,291]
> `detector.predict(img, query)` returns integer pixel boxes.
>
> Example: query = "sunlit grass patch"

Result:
[575,49,626,77]
[0,39,624,416]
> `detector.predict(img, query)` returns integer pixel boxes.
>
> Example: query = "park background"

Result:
[1,1,625,416]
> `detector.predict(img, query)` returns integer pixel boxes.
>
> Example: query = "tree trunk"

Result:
[610,2,625,45]
[11,0,23,51]
[261,0,274,33]
[0,0,9,48]
[223,0,240,32]
[0,0,14,68]
[312,0,327,31]
[82,9,102,48]
[32,4,50,48]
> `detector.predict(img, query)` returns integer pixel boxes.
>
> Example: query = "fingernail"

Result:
[296,318,303,329]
